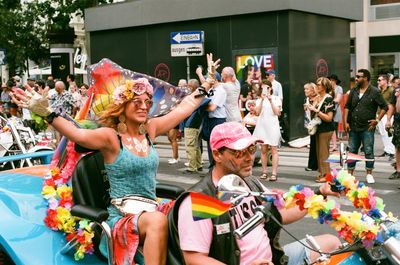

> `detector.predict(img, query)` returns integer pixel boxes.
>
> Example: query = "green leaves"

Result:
[0,0,113,75]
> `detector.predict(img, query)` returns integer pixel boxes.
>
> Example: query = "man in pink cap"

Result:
[167,122,340,265]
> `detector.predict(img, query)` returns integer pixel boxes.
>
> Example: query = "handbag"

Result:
[111,195,158,215]
[307,117,321,135]
[306,95,328,135]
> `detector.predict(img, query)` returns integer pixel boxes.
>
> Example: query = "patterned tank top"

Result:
[104,135,159,220]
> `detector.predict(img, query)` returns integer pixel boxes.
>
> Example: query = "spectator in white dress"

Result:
[253,79,282,181]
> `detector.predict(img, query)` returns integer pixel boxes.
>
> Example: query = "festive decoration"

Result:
[190,192,231,221]
[326,151,374,163]
[113,78,154,105]
[193,170,397,248]
[271,169,397,248]
[87,58,189,118]
[42,140,94,260]
[31,112,48,131]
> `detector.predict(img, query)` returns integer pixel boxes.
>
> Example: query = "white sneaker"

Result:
[184,162,189,167]
[168,158,179,164]
[366,174,375,184]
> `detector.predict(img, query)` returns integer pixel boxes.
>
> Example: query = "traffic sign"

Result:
[0,49,6,65]
[170,31,203,44]
[171,43,204,57]
[170,31,204,57]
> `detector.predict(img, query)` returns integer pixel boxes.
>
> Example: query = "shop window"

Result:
[371,0,400,5]
[370,54,399,83]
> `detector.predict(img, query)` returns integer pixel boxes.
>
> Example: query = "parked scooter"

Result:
[0,116,54,169]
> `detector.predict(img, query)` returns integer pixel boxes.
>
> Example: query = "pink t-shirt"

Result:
[178,194,272,264]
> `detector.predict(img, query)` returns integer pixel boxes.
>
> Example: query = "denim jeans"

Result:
[283,239,311,265]
[205,117,226,168]
[347,130,375,170]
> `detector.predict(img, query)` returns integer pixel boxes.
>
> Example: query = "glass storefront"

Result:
[370,53,400,83]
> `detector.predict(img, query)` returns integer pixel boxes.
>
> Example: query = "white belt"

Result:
[111,195,158,215]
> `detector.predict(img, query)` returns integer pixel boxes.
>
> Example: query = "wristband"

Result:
[194,86,214,98]
[46,112,60,124]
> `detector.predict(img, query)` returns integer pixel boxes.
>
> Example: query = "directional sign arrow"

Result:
[172,33,182,44]
[171,31,203,44]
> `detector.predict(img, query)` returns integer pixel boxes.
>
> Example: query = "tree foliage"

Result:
[0,0,113,75]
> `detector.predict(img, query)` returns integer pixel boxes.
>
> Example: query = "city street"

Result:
[154,135,400,245]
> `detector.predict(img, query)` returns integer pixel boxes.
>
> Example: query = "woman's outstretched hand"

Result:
[206,53,221,84]
[11,85,52,117]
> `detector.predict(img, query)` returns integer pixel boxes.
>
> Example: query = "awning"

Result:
[28,66,87,76]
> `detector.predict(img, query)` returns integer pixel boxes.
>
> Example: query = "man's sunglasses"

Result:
[355,75,364,79]
[219,144,257,158]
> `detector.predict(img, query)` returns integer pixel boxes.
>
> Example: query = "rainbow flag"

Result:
[326,151,374,163]
[190,192,231,221]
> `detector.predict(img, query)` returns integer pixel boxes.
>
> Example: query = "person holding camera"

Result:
[253,79,282,181]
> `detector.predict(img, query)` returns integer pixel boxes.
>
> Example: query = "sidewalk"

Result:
[154,134,395,175]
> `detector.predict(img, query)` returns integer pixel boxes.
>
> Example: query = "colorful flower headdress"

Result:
[113,78,154,105]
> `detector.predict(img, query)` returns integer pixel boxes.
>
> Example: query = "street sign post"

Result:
[170,31,204,57]
[170,31,204,81]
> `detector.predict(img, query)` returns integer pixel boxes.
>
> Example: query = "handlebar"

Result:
[233,205,270,239]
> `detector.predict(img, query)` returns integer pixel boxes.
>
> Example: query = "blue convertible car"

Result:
[0,161,106,265]
[0,150,183,265]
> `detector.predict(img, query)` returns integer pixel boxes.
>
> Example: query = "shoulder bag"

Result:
[307,94,328,135]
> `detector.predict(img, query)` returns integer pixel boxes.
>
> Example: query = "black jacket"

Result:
[345,85,388,131]
[167,174,288,265]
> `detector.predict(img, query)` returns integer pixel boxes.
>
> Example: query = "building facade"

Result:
[351,0,400,80]
[85,0,362,140]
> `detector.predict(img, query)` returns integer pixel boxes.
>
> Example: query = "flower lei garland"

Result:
[41,141,95,260]
[267,169,397,248]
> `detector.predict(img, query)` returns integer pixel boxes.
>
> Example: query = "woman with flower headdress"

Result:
[12,54,220,265]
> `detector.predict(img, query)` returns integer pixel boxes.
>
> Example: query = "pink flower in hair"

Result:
[132,78,154,95]
[113,78,154,105]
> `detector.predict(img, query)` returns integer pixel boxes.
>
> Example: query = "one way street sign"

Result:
[170,31,204,57]
[170,31,203,44]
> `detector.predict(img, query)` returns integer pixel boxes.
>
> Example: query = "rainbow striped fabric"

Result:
[190,192,231,221]
[326,151,374,163]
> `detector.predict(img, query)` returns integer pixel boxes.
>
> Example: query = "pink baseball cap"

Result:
[210,122,263,150]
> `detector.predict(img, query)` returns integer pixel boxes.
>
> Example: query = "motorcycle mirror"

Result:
[217,174,250,193]
[217,174,251,204]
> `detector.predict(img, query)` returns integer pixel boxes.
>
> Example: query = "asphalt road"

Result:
[153,135,400,245]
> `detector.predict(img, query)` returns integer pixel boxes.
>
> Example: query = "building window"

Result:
[371,0,400,5]
[369,0,400,20]
[370,53,399,83]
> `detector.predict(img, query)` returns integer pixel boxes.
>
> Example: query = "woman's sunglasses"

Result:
[131,98,153,109]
